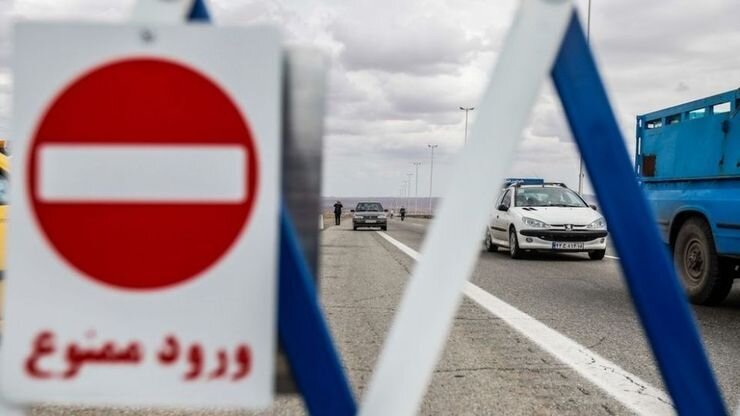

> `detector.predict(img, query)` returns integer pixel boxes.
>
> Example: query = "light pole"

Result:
[398,184,405,212]
[406,172,413,212]
[577,0,591,195]
[427,144,438,215]
[459,106,475,144]
[400,182,407,213]
[412,162,421,214]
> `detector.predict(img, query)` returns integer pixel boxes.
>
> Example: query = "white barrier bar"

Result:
[38,145,247,202]
[359,1,572,415]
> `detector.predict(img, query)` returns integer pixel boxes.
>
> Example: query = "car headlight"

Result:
[522,217,549,229]
[586,218,606,229]
[378,214,387,219]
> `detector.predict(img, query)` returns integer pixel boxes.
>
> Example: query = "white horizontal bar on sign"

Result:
[38,144,247,203]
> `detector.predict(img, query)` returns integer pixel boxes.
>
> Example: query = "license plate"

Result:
[365,220,376,223]
[552,242,584,250]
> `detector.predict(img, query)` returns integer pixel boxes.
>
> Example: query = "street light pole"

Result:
[406,172,413,212]
[398,184,405,211]
[400,182,407,213]
[459,106,475,145]
[412,162,421,214]
[427,144,438,215]
[578,0,591,195]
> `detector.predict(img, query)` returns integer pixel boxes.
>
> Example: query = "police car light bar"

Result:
[503,177,544,187]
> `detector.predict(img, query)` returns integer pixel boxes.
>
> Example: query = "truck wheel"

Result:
[485,232,498,252]
[509,229,523,259]
[674,218,732,305]
[588,250,606,260]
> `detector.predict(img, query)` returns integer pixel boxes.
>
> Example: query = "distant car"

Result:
[352,202,388,231]
[485,182,608,260]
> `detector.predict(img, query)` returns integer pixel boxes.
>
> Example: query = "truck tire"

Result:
[674,218,732,305]
[485,231,498,252]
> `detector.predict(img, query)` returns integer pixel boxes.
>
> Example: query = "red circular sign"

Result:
[28,58,259,290]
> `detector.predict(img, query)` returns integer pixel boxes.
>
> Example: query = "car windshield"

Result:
[356,203,383,212]
[514,187,586,208]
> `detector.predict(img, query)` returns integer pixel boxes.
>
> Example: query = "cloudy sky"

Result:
[1,0,739,198]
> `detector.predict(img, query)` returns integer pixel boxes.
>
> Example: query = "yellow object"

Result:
[0,152,7,273]
[0,152,8,325]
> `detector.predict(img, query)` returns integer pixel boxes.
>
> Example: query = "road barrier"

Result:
[360,1,727,415]
[3,0,731,414]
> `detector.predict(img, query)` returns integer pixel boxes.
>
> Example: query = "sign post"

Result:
[2,0,355,414]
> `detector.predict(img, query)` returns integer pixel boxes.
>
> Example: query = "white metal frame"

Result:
[359,1,573,415]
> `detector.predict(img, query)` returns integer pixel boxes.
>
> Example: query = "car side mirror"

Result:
[350,209,355,212]
[589,204,597,211]
[384,209,388,212]
[497,204,508,211]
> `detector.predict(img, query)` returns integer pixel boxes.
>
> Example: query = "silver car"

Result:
[352,202,388,230]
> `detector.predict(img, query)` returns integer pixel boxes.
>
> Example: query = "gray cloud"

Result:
[1,0,739,197]
[334,16,484,76]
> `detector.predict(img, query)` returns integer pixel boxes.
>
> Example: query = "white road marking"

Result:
[606,255,620,260]
[38,144,246,202]
[376,230,675,416]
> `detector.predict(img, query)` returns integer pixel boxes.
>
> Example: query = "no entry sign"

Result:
[30,58,259,289]
[2,23,282,409]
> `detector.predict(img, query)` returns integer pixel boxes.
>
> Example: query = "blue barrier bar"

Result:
[551,11,726,415]
[188,2,356,414]
[186,0,210,21]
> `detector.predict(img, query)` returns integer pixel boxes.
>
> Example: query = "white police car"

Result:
[484,181,608,260]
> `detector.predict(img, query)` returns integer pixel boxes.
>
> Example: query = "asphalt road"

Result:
[378,217,740,412]
[29,216,740,415]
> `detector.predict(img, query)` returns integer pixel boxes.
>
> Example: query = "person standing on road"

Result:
[400,206,406,221]
[333,200,343,225]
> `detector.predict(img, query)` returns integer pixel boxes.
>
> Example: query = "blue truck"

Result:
[636,89,740,305]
